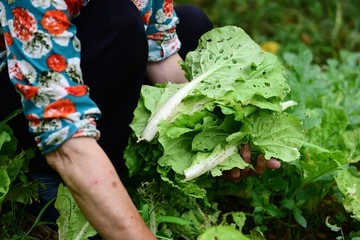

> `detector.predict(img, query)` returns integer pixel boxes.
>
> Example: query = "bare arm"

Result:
[46,137,157,240]
[146,53,188,84]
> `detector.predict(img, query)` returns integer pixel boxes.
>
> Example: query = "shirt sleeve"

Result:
[134,0,181,62]
[0,0,101,155]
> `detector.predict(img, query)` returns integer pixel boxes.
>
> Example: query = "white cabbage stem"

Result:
[281,100,297,111]
[184,145,238,181]
[140,71,211,142]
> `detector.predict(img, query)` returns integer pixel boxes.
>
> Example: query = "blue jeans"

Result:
[24,172,62,232]
[31,172,62,202]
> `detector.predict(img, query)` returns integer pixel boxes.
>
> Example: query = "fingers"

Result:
[266,158,281,169]
[229,167,242,183]
[240,144,251,176]
[255,156,281,174]
[221,167,241,182]
[240,144,251,163]
[221,144,252,182]
[229,167,241,178]
[255,155,267,174]
[221,144,281,183]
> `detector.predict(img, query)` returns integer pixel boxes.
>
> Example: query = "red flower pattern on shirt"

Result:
[132,0,148,11]
[44,98,76,118]
[4,32,13,46]
[163,0,173,17]
[15,83,38,99]
[26,113,41,127]
[8,61,23,80]
[64,0,84,16]
[47,54,67,72]
[12,8,37,41]
[143,9,151,24]
[41,10,70,35]
[65,85,88,96]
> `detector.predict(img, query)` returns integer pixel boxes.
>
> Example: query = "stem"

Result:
[281,100,297,111]
[140,80,197,142]
[140,67,214,142]
[331,0,342,46]
[0,108,23,127]
[22,198,56,240]
[149,202,157,234]
[184,145,238,181]
[140,50,233,142]
[300,140,330,153]
[74,222,91,240]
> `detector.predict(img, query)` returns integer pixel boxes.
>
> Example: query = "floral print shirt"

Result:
[0,0,180,155]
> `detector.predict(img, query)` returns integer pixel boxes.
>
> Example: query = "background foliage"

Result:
[176,0,360,63]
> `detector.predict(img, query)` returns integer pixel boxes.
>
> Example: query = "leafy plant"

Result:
[120,26,305,239]
[176,0,360,64]
[0,110,41,239]
[55,184,97,240]
[126,26,304,192]
[122,33,360,239]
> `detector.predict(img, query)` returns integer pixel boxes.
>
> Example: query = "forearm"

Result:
[146,53,188,84]
[46,137,156,240]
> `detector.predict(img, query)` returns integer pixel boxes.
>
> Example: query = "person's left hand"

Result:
[222,144,281,183]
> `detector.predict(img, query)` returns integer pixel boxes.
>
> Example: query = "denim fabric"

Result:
[32,172,62,202]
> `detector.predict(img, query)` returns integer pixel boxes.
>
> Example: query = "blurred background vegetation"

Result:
[176,0,360,64]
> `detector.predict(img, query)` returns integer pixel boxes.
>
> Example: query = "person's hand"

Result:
[222,144,281,183]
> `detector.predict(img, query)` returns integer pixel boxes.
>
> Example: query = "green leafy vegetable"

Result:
[126,26,305,186]
[335,168,360,221]
[139,26,265,142]
[55,184,97,240]
[197,225,250,240]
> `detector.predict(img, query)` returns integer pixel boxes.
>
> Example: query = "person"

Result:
[0,0,280,239]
